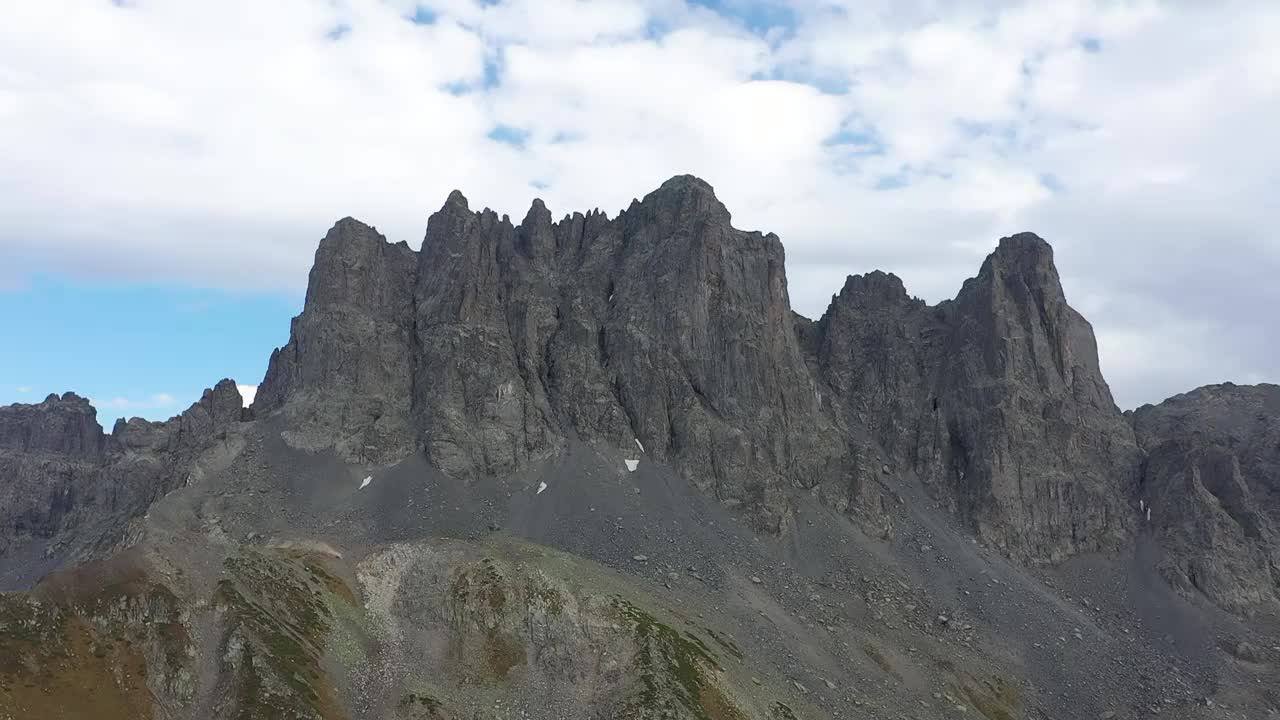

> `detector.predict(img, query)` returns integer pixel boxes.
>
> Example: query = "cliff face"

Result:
[1132,383,1280,610]
[258,176,847,531]
[254,218,418,464]
[10,175,1277,614]
[254,180,1141,553]
[0,381,246,570]
[804,234,1139,562]
[920,234,1140,562]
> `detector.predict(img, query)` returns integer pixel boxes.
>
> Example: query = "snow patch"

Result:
[359,475,372,490]
[537,481,548,495]
[624,459,639,472]
[634,438,645,453]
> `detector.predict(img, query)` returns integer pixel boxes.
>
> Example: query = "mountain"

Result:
[1,176,1277,720]
[1131,384,1280,611]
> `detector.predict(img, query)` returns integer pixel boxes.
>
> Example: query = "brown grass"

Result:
[0,612,153,720]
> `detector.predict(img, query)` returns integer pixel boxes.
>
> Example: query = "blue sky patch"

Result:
[488,124,530,149]
[874,172,911,191]
[407,6,438,25]
[1040,172,1066,192]
[1080,36,1102,53]
[690,0,797,37]
[823,127,884,154]
[326,24,352,41]
[0,278,300,424]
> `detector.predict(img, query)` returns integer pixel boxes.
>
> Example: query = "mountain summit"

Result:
[1,176,1277,720]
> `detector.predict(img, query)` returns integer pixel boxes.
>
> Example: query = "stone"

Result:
[0,381,247,580]
[1131,383,1280,610]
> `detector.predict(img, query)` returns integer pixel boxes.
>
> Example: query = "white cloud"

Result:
[15,386,31,394]
[1,0,1277,408]
[88,393,178,411]
[237,384,258,408]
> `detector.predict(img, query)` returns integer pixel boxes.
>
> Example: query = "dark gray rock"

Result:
[916,233,1140,562]
[805,234,1139,562]
[255,218,418,464]
[257,176,846,531]
[0,381,247,572]
[1132,383,1280,609]
[0,392,106,459]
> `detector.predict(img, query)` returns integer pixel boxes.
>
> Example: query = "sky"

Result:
[2,0,1278,424]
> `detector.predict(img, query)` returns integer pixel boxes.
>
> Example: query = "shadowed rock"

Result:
[0,381,247,579]
[1132,383,1280,609]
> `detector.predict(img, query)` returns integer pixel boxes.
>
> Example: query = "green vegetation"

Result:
[611,597,748,720]
[216,548,358,720]
[0,594,64,646]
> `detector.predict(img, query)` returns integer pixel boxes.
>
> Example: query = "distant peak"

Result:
[521,197,553,228]
[657,174,715,193]
[992,232,1054,265]
[840,270,908,298]
[326,216,377,235]
[637,174,730,224]
[976,231,1060,282]
[446,189,470,210]
[828,270,916,314]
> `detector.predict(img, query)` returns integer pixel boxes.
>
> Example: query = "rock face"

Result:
[0,394,109,558]
[921,234,1140,562]
[1132,383,1280,610]
[804,234,1139,562]
[255,218,418,464]
[255,181,1142,551]
[259,176,845,531]
[0,380,247,574]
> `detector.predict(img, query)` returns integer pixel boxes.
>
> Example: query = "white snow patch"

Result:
[624,459,639,472]
[537,481,548,495]
[1146,507,1151,522]
[237,384,257,407]
[359,475,372,490]
[634,438,645,453]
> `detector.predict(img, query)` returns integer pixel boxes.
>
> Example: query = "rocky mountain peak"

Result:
[832,270,918,311]
[0,391,105,459]
[627,174,732,230]
[445,188,470,209]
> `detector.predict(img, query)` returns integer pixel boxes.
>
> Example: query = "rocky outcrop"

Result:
[254,218,418,464]
[255,182,1150,552]
[917,234,1140,562]
[258,176,847,531]
[0,394,109,557]
[1132,384,1280,610]
[0,392,106,459]
[358,539,794,720]
[805,234,1139,562]
[0,381,247,571]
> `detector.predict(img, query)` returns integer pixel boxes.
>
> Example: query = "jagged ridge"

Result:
[255,177,1138,562]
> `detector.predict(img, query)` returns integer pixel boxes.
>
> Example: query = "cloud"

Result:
[237,384,257,408]
[15,386,31,393]
[88,393,178,412]
[1,0,1277,408]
